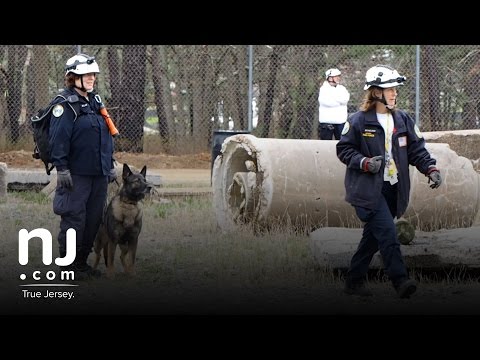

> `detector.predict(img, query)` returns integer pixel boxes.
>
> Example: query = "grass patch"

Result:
[11,191,51,205]
[2,190,480,315]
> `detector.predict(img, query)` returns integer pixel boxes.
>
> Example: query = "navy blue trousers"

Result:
[319,123,344,140]
[53,174,108,257]
[347,182,408,288]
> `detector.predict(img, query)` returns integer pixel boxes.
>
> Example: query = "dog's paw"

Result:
[124,267,137,277]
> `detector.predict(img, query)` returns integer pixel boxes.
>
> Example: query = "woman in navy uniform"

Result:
[336,65,442,298]
[49,54,116,279]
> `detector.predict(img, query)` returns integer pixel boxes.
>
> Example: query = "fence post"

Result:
[247,45,254,132]
[415,45,421,127]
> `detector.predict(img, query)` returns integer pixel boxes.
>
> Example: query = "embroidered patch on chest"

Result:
[362,128,376,138]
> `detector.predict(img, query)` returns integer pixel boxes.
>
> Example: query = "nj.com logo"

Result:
[18,228,77,281]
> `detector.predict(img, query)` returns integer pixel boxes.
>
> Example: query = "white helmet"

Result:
[65,54,100,76]
[364,65,406,90]
[325,68,341,79]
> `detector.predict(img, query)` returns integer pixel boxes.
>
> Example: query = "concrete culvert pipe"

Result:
[212,134,480,232]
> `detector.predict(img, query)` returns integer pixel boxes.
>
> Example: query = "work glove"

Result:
[362,155,383,174]
[427,167,442,189]
[57,169,73,189]
[108,168,117,183]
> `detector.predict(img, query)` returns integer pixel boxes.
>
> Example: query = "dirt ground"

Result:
[0,150,211,170]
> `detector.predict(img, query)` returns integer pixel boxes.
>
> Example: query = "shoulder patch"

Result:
[341,121,350,136]
[52,104,64,117]
[414,124,423,138]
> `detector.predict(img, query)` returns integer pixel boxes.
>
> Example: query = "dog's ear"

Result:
[140,165,147,178]
[123,163,132,179]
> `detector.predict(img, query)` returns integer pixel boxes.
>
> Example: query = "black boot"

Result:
[344,277,373,297]
[56,248,75,275]
[395,278,417,299]
[73,251,101,279]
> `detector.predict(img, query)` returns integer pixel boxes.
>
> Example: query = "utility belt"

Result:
[320,123,336,131]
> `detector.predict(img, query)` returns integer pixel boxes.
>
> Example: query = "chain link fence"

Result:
[1,45,479,156]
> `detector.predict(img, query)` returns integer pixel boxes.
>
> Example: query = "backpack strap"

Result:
[31,91,81,124]
[56,89,81,121]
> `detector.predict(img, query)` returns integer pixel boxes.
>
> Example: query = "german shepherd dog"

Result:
[93,163,151,279]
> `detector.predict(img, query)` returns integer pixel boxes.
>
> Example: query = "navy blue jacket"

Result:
[49,87,114,176]
[336,109,436,218]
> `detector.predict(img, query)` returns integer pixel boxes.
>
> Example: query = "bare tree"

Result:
[18,45,33,126]
[0,46,8,134]
[190,45,214,152]
[30,45,49,116]
[462,51,480,129]
[421,45,441,131]
[151,45,171,151]
[259,45,284,138]
[106,45,122,132]
[6,45,27,143]
[291,45,321,139]
[117,45,147,152]
[230,46,248,131]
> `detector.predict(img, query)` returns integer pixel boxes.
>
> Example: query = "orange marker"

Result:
[99,105,119,137]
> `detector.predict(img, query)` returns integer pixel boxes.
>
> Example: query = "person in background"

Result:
[336,64,442,298]
[50,53,117,280]
[318,68,350,140]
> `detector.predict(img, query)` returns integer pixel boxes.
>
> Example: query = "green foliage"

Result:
[146,116,158,125]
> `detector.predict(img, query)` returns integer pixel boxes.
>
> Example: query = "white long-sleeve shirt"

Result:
[318,81,350,125]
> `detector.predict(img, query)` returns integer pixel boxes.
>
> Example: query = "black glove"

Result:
[427,167,442,189]
[363,155,383,174]
[57,169,73,189]
[108,168,117,183]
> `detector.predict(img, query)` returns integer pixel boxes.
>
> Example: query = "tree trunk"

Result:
[18,45,33,126]
[151,45,170,151]
[0,46,8,132]
[32,45,49,114]
[191,45,211,152]
[118,45,147,152]
[260,46,282,138]
[463,53,480,130]
[291,46,318,139]
[106,45,122,135]
[6,45,27,143]
[231,46,247,131]
[422,45,441,131]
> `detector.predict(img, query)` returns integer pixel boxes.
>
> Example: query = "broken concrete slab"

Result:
[423,129,480,169]
[7,168,51,191]
[310,227,480,270]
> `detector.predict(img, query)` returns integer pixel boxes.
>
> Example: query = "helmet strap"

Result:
[73,76,87,92]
